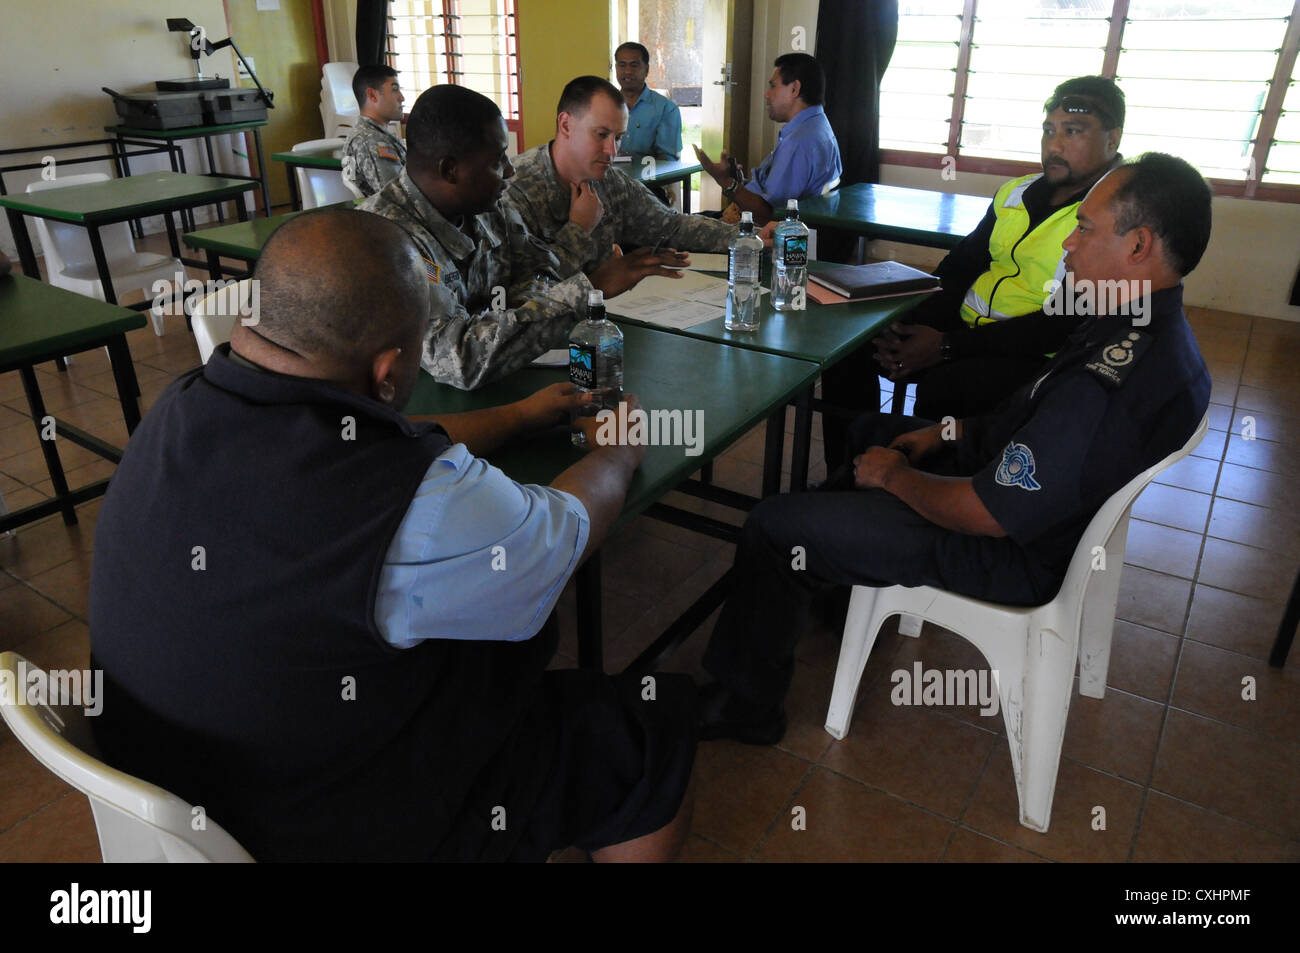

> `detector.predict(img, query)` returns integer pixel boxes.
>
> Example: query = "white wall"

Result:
[0,0,244,258]
[874,163,1300,324]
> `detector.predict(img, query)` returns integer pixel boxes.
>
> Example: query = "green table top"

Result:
[183,202,351,258]
[0,171,257,224]
[404,323,818,522]
[797,182,989,250]
[107,120,268,139]
[618,153,702,186]
[0,274,145,366]
[611,261,933,366]
[271,148,343,170]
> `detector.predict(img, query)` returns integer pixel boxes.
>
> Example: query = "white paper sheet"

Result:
[530,349,570,367]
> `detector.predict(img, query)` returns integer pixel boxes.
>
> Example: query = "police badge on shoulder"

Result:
[1085,330,1152,388]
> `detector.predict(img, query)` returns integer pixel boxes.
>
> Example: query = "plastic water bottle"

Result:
[772,199,810,312]
[725,211,763,331]
[569,289,624,448]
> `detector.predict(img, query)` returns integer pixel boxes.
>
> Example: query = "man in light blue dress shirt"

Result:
[614,41,682,159]
[695,53,842,226]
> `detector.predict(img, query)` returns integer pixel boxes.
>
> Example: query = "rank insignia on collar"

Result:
[1085,329,1152,389]
[995,441,1041,491]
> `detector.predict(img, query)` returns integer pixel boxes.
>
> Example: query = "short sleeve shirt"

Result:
[744,105,842,206]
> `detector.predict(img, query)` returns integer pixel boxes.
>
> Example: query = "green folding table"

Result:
[610,260,936,492]
[0,274,145,532]
[405,321,819,672]
[797,181,989,250]
[108,120,270,226]
[183,205,323,279]
[0,171,258,311]
[618,153,704,212]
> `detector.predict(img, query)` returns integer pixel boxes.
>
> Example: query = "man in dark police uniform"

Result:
[697,153,1214,744]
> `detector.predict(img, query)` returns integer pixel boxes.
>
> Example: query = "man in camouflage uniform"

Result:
[507,76,736,285]
[342,65,407,197]
[360,85,590,389]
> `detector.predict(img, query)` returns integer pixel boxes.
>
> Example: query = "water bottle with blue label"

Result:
[725,211,763,331]
[772,199,809,312]
[569,289,623,448]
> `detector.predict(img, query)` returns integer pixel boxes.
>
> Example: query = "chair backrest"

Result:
[190,279,253,363]
[25,173,139,275]
[321,61,360,138]
[291,137,346,154]
[0,652,254,862]
[1057,411,1209,608]
[297,166,357,209]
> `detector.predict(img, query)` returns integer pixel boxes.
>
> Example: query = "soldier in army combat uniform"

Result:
[508,76,738,288]
[342,65,408,197]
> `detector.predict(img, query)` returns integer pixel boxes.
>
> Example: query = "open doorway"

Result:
[610,0,749,211]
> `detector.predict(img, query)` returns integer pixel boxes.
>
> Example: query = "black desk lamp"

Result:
[166,17,274,108]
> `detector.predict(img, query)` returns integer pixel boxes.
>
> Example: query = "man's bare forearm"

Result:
[551,446,641,563]
[732,187,775,226]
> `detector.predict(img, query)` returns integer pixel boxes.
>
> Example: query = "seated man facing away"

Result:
[694,53,842,227]
[507,76,737,287]
[341,65,407,197]
[822,76,1125,469]
[695,154,1212,743]
[362,84,627,390]
[89,208,697,862]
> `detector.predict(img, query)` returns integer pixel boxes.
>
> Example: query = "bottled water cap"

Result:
[740,211,753,224]
[787,198,798,210]
[587,289,604,307]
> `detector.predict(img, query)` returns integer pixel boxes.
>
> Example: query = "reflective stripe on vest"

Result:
[959,172,1078,328]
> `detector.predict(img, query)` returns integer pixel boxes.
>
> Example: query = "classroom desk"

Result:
[619,154,703,212]
[611,261,934,491]
[405,322,819,672]
[107,120,271,225]
[183,205,320,278]
[798,182,989,250]
[1,172,256,309]
[271,146,343,211]
[0,275,144,532]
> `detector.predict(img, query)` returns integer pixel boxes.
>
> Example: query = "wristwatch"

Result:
[939,334,954,362]
[720,177,739,199]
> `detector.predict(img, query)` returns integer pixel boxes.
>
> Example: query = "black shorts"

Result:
[435,668,698,862]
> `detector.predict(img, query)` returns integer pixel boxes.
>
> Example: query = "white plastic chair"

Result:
[190,279,252,364]
[25,173,179,335]
[0,651,254,862]
[824,413,1209,833]
[290,138,358,208]
[320,61,361,139]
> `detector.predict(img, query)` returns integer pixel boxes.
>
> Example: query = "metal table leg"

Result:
[19,366,76,526]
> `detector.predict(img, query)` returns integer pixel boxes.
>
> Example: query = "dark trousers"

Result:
[703,413,1060,710]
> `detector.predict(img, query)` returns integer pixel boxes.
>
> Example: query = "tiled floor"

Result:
[1,251,1296,862]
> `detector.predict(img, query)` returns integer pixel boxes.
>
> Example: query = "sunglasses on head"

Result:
[1058,95,1116,129]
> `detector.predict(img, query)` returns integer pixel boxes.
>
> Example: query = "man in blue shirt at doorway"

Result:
[614,41,682,160]
[694,52,842,226]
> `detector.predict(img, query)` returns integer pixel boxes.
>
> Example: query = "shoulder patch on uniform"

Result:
[1084,329,1153,389]
[994,441,1041,491]
[377,145,401,162]
[422,258,440,283]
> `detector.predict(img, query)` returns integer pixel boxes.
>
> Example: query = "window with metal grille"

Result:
[879,0,1300,200]
[385,0,521,124]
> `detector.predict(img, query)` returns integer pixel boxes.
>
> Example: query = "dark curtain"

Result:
[1292,266,1300,307]
[356,0,388,67]
[814,0,898,264]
